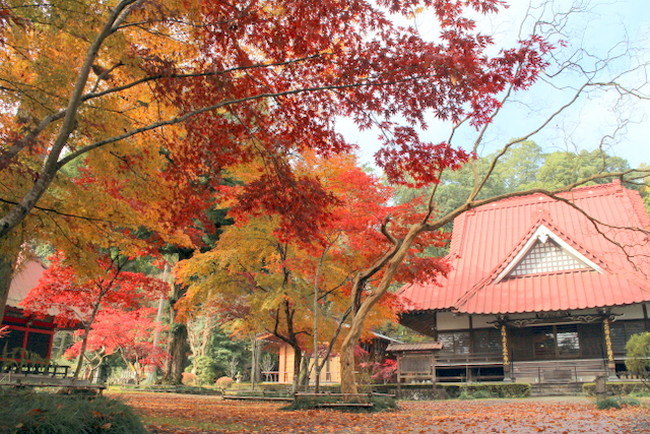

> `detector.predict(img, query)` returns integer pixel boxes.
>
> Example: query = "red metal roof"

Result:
[7,260,46,308]
[400,181,650,314]
[386,342,443,352]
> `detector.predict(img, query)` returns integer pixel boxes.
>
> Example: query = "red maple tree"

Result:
[21,252,168,378]
[64,307,168,382]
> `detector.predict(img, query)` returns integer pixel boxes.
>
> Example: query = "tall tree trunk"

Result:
[163,277,188,384]
[0,238,21,322]
[0,254,15,323]
[339,223,426,394]
[163,251,192,384]
[311,247,327,393]
[291,344,302,393]
[164,321,189,384]
[299,352,311,388]
[199,315,214,358]
[339,329,361,395]
[145,293,166,383]
[250,336,262,389]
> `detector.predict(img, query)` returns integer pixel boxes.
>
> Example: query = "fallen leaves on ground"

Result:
[108,392,650,433]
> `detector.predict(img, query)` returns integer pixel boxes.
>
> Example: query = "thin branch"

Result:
[0,198,116,224]
[56,74,433,169]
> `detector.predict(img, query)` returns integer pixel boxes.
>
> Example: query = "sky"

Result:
[340,0,650,170]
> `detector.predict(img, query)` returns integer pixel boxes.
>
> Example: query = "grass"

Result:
[595,396,642,410]
[0,389,146,433]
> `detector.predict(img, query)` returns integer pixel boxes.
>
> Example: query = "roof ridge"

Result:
[622,187,650,228]
[470,182,625,213]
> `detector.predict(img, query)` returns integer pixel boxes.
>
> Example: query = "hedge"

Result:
[583,381,649,396]
[373,382,531,399]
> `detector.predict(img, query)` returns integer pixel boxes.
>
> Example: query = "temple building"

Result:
[397,181,650,384]
[0,261,55,361]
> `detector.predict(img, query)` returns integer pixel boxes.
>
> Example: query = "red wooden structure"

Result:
[1,261,55,361]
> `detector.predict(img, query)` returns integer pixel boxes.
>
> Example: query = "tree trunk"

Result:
[299,352,311,388]
[250,336,261,389]
[314,360,322,393]
[339,223,426,394]
[0,254,15,323]
[199,315,213,358]
[164,322,189,384]
[73,325,92,378]
[163,252,191,385]
[73,292,107,379]
[339,329,361,395]
[145,293,166,383]
[291,345,302,393]
[0,239,21,322]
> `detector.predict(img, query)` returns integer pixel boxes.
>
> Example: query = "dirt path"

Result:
[108,392,650,433]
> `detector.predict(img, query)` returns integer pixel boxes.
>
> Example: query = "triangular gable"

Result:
[494,224,603,283]
[399,182,650,314]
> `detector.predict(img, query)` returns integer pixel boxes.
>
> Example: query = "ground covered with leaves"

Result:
[109,392,650,433]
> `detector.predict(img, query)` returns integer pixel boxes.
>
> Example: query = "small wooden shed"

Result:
[386,341,443,383]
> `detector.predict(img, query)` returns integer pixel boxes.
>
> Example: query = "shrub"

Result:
[0,389,146,433]
[625,332,650,388]
[455,383,529,399]
[181,372,197,385]
[596,397,621,410]
[595,397,641,410]
[215,376,234,391]
[373,382,530,400]
[459,388,493,400]
[583,381,647,396]
[192,355,218,385]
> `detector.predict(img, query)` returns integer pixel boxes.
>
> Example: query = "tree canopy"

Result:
[3,0,649,393]
[398,142,637,219]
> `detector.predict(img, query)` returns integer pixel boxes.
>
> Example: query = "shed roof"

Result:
[400,181,650,314]
[386,342,443,352]
[7,260,46,308]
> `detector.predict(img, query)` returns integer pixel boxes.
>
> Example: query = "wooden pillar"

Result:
[396,353,402,396]
[500,324,513,382]
[431,311,438,340]
[602,317,618,380]
[396,354,402,383]
[430,353,436,384]
[22,326,30,358]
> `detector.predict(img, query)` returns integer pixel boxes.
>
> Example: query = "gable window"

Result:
[510,239,589,276]
[495,224,602,283]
